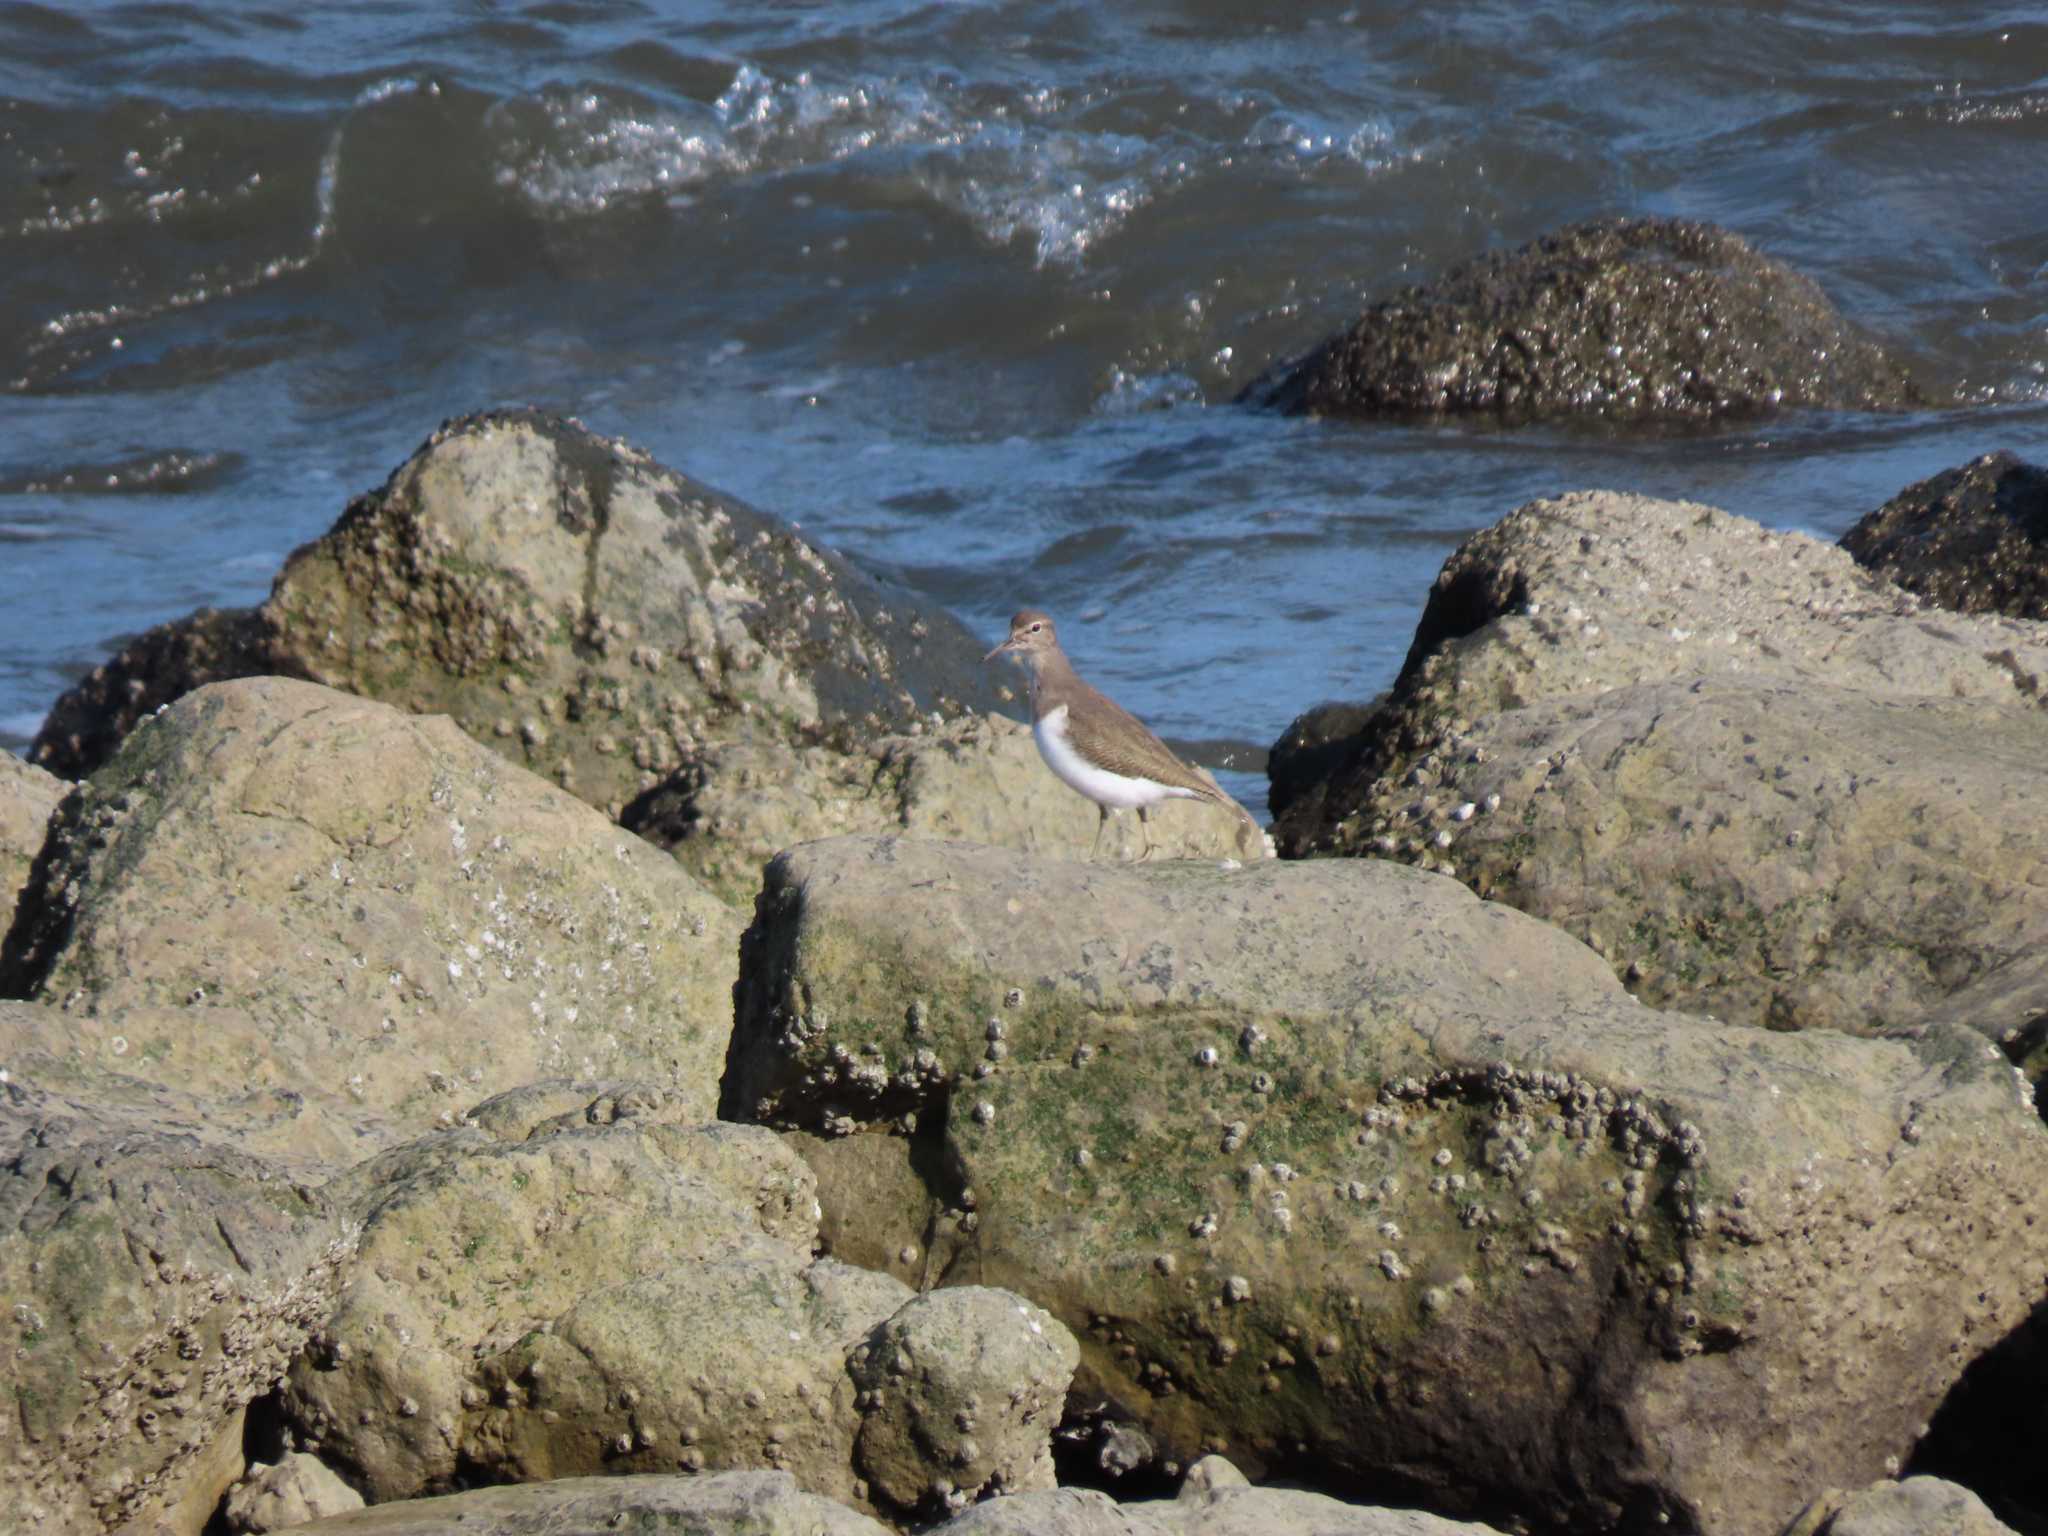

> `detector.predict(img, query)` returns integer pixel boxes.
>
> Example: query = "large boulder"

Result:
[0,1077,346,1536]
[0,676,741,1131]
[28,411,1004,805]
[0,751,65,940]
[1245,219,1924,423]
[723,834,2048,1536]
[1842,451,2048,619]
[1271,491,2048,1046]
[282,1093,1076,1521]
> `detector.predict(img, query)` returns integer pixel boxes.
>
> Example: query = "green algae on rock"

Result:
[723,834,2048,1535]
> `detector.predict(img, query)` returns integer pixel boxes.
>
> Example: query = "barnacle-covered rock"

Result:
[1271,491,2048,1057]
[281,1094,1074,1521]
[1842,451,2048,621]
[1,676,740,1131]
[724,834,2048,1535]
[0,1079,345,1536]
[850,1287,1075,1515]
[1247,218,1923,423]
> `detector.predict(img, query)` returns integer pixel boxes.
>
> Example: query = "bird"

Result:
[984,608,1261,860]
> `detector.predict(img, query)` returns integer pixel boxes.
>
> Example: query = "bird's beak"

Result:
[983,636,1017,663]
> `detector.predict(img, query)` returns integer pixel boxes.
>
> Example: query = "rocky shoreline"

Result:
[3,403,2045,1536]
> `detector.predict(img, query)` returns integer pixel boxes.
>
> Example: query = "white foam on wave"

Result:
[498,63,1215,267]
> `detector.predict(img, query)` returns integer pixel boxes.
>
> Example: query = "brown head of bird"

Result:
[983,608,1058,666]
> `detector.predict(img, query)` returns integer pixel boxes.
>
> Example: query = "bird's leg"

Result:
[1136,804,1157,861]
[1090,803,1111,861]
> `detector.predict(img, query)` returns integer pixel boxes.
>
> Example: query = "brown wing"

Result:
[1062,691,1230,804]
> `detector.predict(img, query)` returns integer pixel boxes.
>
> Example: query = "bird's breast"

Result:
[1032,704,1191,811]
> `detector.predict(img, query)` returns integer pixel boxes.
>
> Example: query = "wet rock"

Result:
[850,1287,1076,1515]
[625,711,1259,904]
[0,1084,345,1536]
[0,752,64,945]
[222,1453,364,1532]
[29,410,1004,805]
[1246,218,1923,423]
[1842,451,2048,620]
[1272,491,2048,1046]
[723,834,2048,1536]
[282,1095,1073,1520]
[1,676,741,1131]
[1781,1476,2019,1536]
[1264,698,1381,828]
[266,1470,892,1536]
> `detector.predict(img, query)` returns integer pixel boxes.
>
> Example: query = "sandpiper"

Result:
[985,609,1259,859]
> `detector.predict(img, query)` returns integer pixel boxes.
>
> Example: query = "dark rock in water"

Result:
[1264,697,1381,825]
[29,409,1006,807]
[29,605,282,782]
[1245,217,1925,423]
[1842,450,2048,619]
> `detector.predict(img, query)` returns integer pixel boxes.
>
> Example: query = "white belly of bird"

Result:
[1033,705,1197,812]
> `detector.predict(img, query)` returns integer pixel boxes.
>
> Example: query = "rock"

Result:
[282,1110,820,1499]
[1264,698,1381,827]
[27,608,278,788]
[0,1080,346,1536]
[1782,1476,2019,1536]
[282,1095,1074,1520]
[625,712,1259,903]
[0,752,64,942]
[222,1453,364,1532]
[849,1287,1076,1514]
[1178,1454,1251,1496]
[1245,218,1924,423]
[29,411,1005,806]
[1,676,741,1132]
[722,834,2048,1536]
[0,1000,385,1177]
[1271,491,2048,1045]
[1842,451,2048,619]
[261,1470,892,1536]
[930,1482,1507,1534]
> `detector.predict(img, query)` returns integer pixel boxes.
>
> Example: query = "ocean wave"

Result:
[489,63,1396,268]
